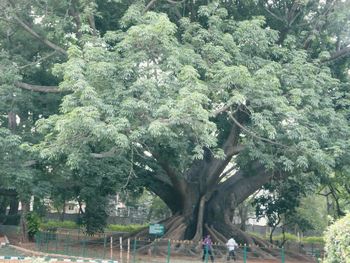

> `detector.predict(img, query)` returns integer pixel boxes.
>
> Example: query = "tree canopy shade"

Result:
[0,0,350,245]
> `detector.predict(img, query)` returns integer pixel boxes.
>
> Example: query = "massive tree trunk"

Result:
[145,166,271,243]
[138,119,273,247]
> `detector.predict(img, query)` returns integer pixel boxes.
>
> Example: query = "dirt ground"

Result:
[0,259,315,263]
[0,237,317,263]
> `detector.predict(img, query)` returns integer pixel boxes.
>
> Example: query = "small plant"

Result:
[26,212,41,241]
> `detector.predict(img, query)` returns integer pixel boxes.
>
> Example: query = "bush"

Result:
[40,220,146,233]
[323,213,350,263]
[26,212,41,240]
[302,236,324,244]
[273,232,298,242]
[107,224,146,233]
[40,220,78,230]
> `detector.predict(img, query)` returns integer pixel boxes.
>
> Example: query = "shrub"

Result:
[273,232,298,242]
[40,220,77,230]
[107,224,146,233]
[302,236,324,244]
[26,212,41,240]
[40,220,146,233]
[323,213,350,263]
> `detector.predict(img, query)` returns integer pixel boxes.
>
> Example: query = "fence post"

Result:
[103,234,107,259]
[34,232,39,250]
[64,233,68,255]
[120,236,123,263]
[132,238,137,263]
[82,239,86,258]
[46,232,49,252]
[315,249,320,263]
[166,239,171,263]
[281,246,285,263]
[243,244,247,263]
[110,236,113,259]
[55,233,58,253]
[127,238,130,263]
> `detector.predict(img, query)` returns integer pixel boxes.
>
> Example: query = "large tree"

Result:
[1,0,350,245]
[35,1,350,244]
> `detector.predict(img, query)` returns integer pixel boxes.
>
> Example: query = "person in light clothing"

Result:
[226,237,238,261]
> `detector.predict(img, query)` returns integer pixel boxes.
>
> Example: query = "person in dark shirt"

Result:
[202,235,214,263]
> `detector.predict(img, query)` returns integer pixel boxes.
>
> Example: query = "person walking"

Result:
[226,237,238,261]
[202,235,214,263]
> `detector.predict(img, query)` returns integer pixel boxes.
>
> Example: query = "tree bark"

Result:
[8,112,16,130]
[8,195,19,215]
[20,199,30,242]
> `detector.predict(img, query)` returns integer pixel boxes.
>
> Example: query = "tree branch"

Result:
[322,45,350,63]
[23,160,37,167]
[88,15,97,36]
[228,112,288,148]
[264,7,285,22]
[19,51,57,69]
[68,2,82,39]
[165,0,185,4]
[198,117,242,190]
[15,81,60,93]
[90,147,118,158]
[6,0,67,56]
[211,104,232,117]
[222,163,271,206]
[144,0,158,13]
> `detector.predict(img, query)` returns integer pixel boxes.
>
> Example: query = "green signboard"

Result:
[149,223,165,235]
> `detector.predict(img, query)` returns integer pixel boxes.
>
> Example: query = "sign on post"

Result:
[149,224,165,236]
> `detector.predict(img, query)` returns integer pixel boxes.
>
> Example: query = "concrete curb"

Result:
[0,256,31,260]
[0,256,117,262]
[0,235,9,247]
[1,244,118,263]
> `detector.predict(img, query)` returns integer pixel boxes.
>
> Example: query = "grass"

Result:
[0,245,28,257]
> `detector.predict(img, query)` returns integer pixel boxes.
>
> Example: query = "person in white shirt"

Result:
[226,237,238,261]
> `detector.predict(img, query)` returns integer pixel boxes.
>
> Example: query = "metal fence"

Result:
[33,231,323,263]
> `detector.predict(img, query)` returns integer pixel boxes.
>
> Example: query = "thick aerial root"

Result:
[111,216,310,261]
[163,216,186,239]
[205,224,226,244]
[251,235,271,248]
[213,221,254,245]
